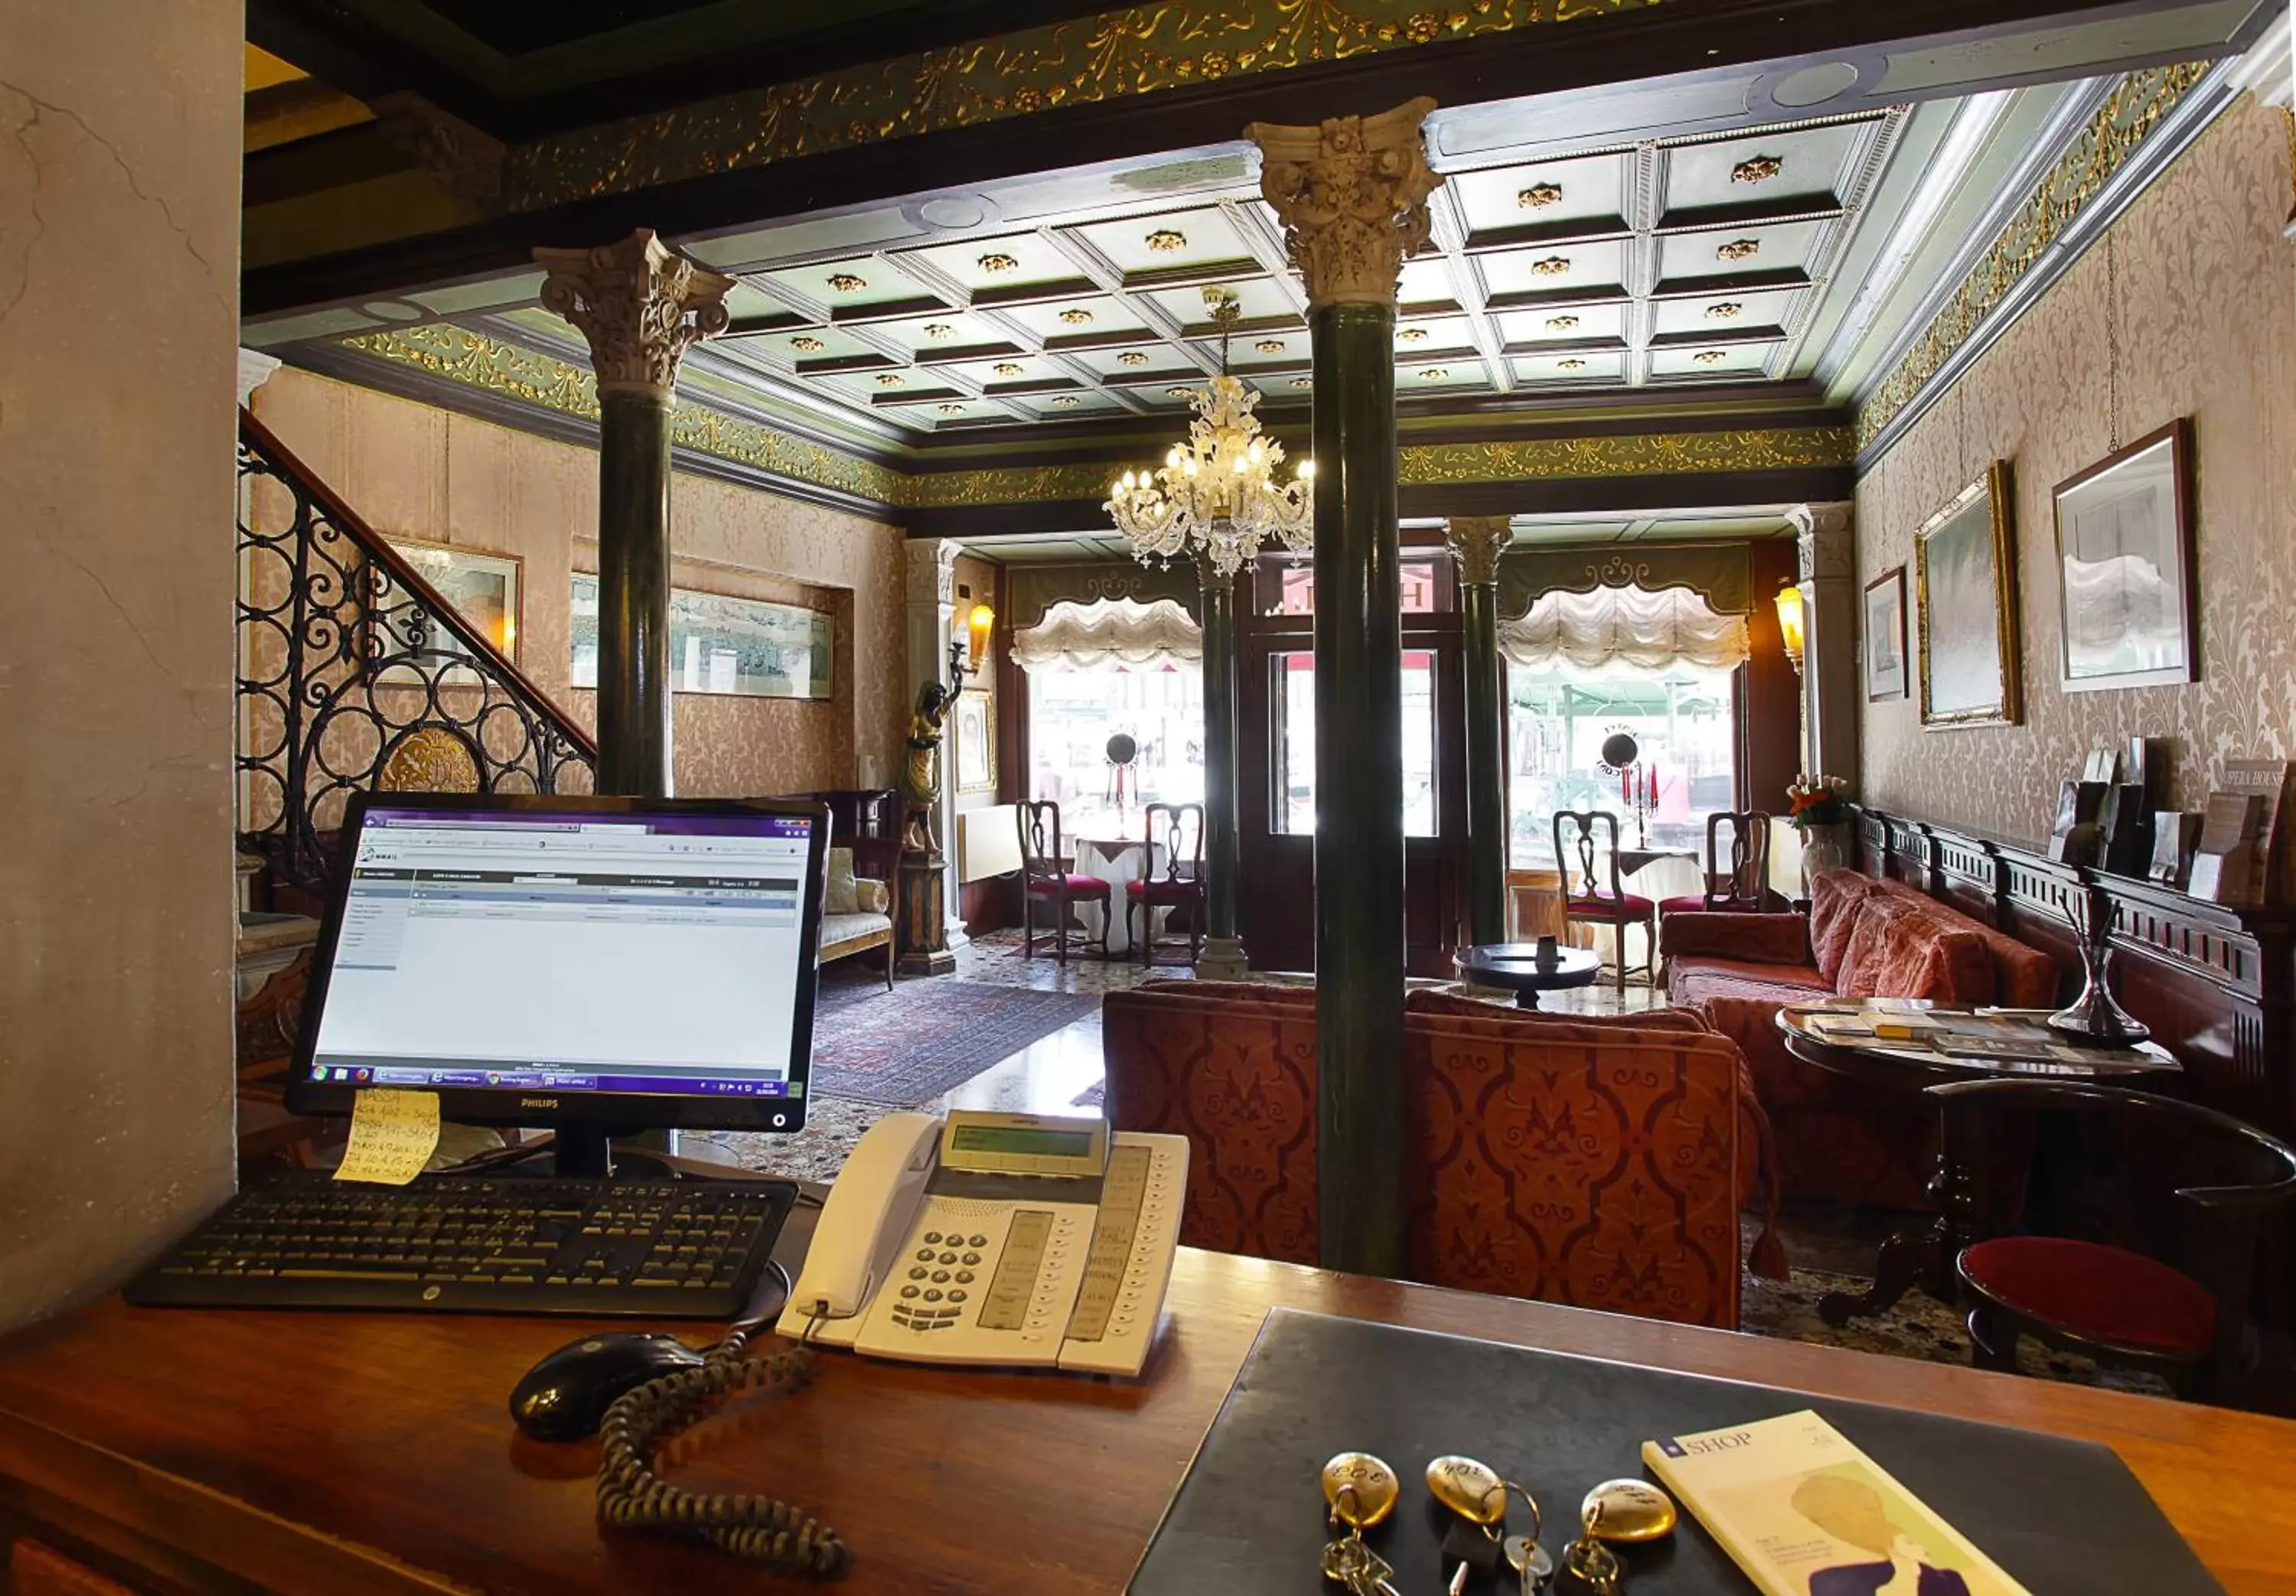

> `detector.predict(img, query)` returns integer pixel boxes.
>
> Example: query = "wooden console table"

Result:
[3,1246,2294,1592]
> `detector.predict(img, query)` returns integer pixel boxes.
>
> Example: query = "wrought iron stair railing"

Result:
[237,409,597,891]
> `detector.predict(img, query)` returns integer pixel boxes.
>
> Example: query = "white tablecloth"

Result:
[1573,852,1705,978]
[1071,837,1169,955]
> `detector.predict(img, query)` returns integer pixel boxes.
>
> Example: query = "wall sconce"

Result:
[1774,582,1805,676]
[948,601,996,691]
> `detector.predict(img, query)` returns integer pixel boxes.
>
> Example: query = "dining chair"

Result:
[1553,809,1656,995]
[1127,801,1205,968]
[1017,800,1110,963]
[1929,1077,2296,1405]
[1659,809,1779,918]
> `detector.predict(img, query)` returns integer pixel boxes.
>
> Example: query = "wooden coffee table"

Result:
[1776,1002,2179,1325]
[1453,943,1603,1008]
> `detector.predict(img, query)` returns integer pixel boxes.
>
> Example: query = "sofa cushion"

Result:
[1808,868,1880,984]
[1835,894,1996,1005]
[1870,877,2058,1008]
[825,846,859,914]
[820,910,892,951]
[1667,956,1829,1008]
[854,877,889,914]
[1404,989,1707,1031]
[1566,891,1655,917]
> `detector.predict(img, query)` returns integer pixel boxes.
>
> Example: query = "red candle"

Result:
[1621,770,1630,804]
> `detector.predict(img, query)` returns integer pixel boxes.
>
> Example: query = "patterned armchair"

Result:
[1101,982,1771,1329]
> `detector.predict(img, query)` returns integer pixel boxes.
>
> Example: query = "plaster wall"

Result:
[1858,99,2296,840]
[0,0,243,1327]
[254,370,908,798]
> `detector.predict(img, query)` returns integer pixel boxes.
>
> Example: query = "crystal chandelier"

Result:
[1104,290,1313,578]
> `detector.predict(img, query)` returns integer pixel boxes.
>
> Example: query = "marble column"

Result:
[902,539,961,974]
[535,230,732,796]
[1790,502,1859,787]
[1446,516,1512,947]
[1249,98,1439,1278]
[1194,549,1248,980]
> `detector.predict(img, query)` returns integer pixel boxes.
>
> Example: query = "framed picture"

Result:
[570,575,833,700]
[1915,462,2020,728]
[373,539,521,687]
[1863,565,1908,703]
[2052,419,2197,692]
[955,692,996,795]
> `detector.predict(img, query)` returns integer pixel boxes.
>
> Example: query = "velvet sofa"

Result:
[1664,868,2058,1209]
[1101,981,1779,1330]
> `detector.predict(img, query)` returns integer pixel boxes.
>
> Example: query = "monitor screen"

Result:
[296,800,819,1125]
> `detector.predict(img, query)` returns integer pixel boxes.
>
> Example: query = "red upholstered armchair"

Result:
[1101,981,1772,1329]
[1665,869,2059,1208]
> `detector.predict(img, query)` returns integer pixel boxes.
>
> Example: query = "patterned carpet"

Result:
[809,970,1097,1106]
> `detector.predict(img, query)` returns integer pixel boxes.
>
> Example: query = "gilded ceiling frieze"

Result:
[1398,426,1854,483]
[507,0,1652,211]
[1855,61,2209,454]
[340,327,902,503]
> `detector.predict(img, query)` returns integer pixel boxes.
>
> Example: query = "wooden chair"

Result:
[1554,809,1655,995]
[1018,800,1110,963]
[1659,809,1781,918]
[1930,1077,2296,1405]
[1127,802,1205,968]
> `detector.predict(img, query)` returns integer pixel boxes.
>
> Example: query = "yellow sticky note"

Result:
[333,1089,442,1186]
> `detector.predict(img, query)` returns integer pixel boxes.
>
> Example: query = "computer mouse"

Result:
[508,1331,706,1441]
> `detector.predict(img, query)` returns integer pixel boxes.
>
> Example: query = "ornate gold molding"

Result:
[534,230,733,399]
[1400,427,1854,484]
[1855,61,2210,453]
[506,0,1649,211]
[1247,98,1439,310]
[1443,516,1512,584]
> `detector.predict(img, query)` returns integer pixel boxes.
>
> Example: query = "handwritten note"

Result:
[333,1089,442,1186]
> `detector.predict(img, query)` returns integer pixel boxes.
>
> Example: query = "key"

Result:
[1440,1518,1505,1591]
[1505,1533,1555,1594]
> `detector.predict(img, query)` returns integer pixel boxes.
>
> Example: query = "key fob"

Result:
[1440,1517,1505,1579]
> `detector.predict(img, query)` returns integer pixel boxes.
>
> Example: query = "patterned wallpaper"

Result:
[1857,99,2296,843]
[255,369,907,799]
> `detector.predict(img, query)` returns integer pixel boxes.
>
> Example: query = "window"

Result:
[1506,663,1738,867]
[1260,558,1444,617]
[1271,650,1438,836]
[1026,660,1204,835]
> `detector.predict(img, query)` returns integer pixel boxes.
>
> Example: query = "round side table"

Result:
[1453,943,1604,1008]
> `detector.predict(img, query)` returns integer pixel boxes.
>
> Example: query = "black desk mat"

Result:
[1130,1309,2222,1594]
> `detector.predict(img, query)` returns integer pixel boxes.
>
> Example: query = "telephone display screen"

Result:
[948,1125,1097,1158]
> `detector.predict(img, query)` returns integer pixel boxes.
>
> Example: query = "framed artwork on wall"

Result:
[955,692,996,795]
[570,575,834,700]
[2052,419,2197,692]
[1863,565,1908,702]
[1915,461,2021,728]
[373,539,521,687]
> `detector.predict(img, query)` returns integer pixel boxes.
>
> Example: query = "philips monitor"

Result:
[285,792,829,1173]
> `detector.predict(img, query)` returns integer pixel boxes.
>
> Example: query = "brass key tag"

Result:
[1426,1454,1508,1527]
[1580,1479,1676,1543]
[1322,1452,1401,1529]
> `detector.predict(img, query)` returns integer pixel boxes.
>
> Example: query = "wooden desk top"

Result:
[0,1249,2289,1594]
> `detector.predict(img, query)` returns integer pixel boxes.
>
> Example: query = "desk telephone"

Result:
[778,1109,1188,1376]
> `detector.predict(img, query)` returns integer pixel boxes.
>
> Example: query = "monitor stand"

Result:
[536,1127,713,1181]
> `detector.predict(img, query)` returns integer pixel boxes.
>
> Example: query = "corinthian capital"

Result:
[533,229,733,399]
[1246,97,1439,311]
[1443,516,1512,585]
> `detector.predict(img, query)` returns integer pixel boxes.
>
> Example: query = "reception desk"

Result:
[2,1244,2293,1592]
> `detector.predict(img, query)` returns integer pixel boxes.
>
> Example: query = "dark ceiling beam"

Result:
[243,0,2195,317]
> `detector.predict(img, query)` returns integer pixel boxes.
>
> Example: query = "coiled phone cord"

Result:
[595,1331,853,1578]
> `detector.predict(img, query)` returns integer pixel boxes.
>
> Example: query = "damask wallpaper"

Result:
[1857,99,2296,842]
[253,370,907,799]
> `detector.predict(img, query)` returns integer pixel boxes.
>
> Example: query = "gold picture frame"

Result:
[1915,461,2020,728]
[373,538,523,688]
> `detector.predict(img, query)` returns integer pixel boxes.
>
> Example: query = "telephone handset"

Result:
[779,1109,1187,1376]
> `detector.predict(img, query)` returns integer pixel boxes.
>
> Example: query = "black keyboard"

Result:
[124,1172,796,1319]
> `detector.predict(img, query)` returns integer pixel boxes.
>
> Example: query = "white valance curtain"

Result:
[1011,597,1202,672]
[1499,582,1750,676]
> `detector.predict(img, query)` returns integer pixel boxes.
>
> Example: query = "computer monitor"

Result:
[284,791,830,1174]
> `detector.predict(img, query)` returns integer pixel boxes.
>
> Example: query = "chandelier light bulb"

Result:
[1297,460,1315,480]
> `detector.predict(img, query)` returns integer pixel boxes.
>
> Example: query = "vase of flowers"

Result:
[1788,773,1854,891]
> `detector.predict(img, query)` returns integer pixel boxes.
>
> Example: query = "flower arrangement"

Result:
[1786,773,1851,830]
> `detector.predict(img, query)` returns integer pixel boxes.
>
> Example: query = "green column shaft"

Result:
[596,390,674,797]
[1461,578,1508,946]
[1313,301,1405,1279]
[1198,559,1240,946]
